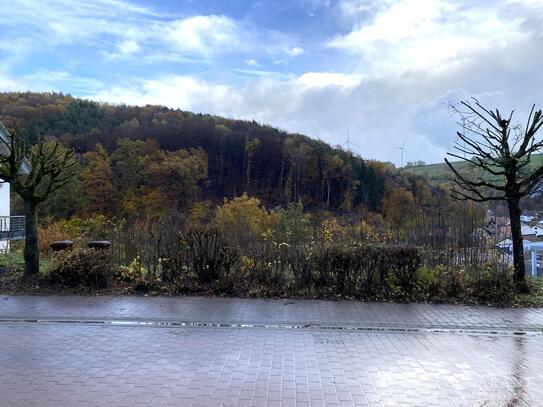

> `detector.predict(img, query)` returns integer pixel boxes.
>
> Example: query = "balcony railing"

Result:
[0,216,25,241]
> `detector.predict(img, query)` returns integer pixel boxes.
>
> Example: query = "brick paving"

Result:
[2,295,543,330]
[1,296,543,406]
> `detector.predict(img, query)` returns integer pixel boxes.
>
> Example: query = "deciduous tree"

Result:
[81,144,118,216]
[0,130,76,276]
[445,98,543,289]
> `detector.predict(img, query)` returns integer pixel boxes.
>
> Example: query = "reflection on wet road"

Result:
[2,295,543,406]
[1,322,543,406]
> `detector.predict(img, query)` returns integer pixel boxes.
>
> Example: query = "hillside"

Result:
[403,155,543,185]
[402,161,463,185]
[0,92,429,220]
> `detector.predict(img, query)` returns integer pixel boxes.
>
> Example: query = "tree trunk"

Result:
[23,200,39,277]
[507,197,526,290]
[279,157,285,199]
[242,134,248,191]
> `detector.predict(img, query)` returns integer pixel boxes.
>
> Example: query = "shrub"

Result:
[314,245,353,294]
[117,257,144,283]
[47,247,115,289]
[387,246,422,298]
[215,194,273,246]
[285,244,312,292]
[465,264,514,303]
[312,244,421,299]
[39,215,118,254]
[38,218,72,253]
[186,226,239,283]
[271,202,311,245]
[0,252,25,273]
[416,261,515,304]
[418,265,444,299]
[437,266,465,298]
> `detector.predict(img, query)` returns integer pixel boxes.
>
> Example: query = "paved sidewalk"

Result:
[2,295,543,406]
[1,294,543,330]
[1,320,543,406]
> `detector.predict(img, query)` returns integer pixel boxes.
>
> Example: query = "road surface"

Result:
[1,295,543,406]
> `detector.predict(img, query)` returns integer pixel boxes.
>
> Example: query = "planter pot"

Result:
[50,240,74,252]
[88,240,111,250]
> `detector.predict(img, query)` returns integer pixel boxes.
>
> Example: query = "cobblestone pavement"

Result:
[2,295,543,330]
[2,296,543,406]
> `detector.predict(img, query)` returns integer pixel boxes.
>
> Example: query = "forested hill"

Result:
[0,92,426,219]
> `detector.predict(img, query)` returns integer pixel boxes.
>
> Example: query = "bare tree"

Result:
[0,128,76,277]
[445,98,543,289]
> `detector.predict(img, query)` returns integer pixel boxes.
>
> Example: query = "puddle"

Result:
[0,317,542,337]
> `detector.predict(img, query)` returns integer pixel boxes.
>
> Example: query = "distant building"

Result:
[521,215,535,223]
[0,121,29,251]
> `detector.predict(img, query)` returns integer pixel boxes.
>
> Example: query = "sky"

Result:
[1,0,543,165]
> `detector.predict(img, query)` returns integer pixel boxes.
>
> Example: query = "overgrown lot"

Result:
[1,195,540,307]
[1,232,540,307]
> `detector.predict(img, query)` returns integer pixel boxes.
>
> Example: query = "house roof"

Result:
[495,238,513,247]
[496,238,539,248]
[0,121,31,174]
[524,240,543,250]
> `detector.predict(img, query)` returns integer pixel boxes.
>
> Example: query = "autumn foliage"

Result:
[0,92,516,302]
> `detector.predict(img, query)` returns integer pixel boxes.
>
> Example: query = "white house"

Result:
[522,240,543,277]
[521,224,543,237]
[521,215,535,223]
[0,121,29,251]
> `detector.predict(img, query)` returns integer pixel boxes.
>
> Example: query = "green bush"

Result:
[312,244,421,299]
[0,252,25,273]
[117,257,144,283]
[417,265,443,299]
[416,262,515,304]
[48,247,115,289]
[465,264,514,303]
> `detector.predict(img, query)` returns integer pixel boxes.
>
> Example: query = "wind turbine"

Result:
[396,136,409,168]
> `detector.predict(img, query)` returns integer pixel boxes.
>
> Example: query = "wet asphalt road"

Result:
[1,295,543,406]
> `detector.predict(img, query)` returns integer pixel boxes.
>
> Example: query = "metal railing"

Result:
[0,216,25,241]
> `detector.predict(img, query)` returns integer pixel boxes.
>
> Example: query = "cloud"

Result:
[0,74,21,92]
[0,1,249,62]
[285,47,304,56]
[87,21,543,166]
[4,0,543,166]
[337,0,395,16]
[86,71,447,162]
[328,0,530,75]
[0,0,154,44]
[0,0,305,69]
[117,39,140,55]
[6,70,105,94]
[296,72,360,88]
[91,76,232,112]
[246,59,260,67]
[165,15,241,56]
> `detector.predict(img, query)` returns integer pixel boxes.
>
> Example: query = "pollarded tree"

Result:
[0,128,77,277]
[445,98,543,289]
